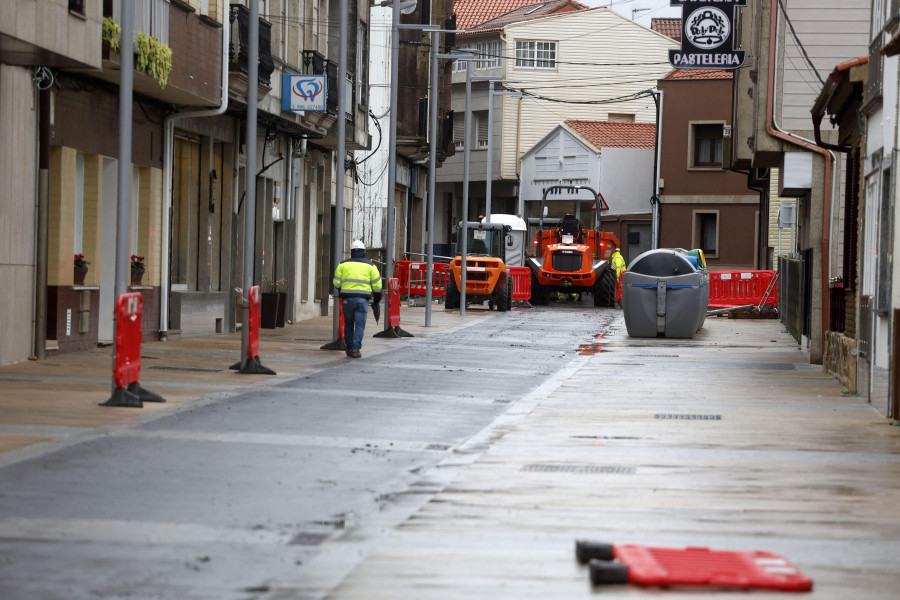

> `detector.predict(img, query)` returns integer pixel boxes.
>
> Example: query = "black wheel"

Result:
[593,268,617,307]
[505,278,513,311]
[495,277,511,312]
[575,540,614,564]
[530,271,549,305]
[589,559,629,586]
[445,277,460,310]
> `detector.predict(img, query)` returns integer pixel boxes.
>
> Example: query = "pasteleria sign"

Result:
[668,0,746,70]
[281,74,327,112]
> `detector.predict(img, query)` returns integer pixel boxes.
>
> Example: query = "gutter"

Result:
[766,0,834,357]
[159,13,230,340]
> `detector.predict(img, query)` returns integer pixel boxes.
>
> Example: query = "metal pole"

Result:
[331,0,348,341]
[425,31,438,326]
[384,0,400,332]
[115,1,134,303]
[240,0,260,368]
[460,58,473,316]
[651,89,663,249]
[485,80,494,221]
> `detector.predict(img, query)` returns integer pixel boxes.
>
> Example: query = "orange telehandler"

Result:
[527,185,620,307]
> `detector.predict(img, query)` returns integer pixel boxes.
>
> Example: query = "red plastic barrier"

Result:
[708,270,778,309]
[338,301,344,340]
[113,292,143,389]
[247,285,260,360]
[388,277,401,327]
[509,267,531,301]
[393,261,450,298]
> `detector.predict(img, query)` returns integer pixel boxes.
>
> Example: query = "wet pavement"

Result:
[1,300,899,599]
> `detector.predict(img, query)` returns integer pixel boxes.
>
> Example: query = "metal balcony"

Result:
[229,4,275,87]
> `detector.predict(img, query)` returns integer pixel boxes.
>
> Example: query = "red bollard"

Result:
[236,285,276,374]
[100,292,165,407]
[375,277,413,338]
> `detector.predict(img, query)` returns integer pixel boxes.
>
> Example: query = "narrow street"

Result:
[1,303,899,599]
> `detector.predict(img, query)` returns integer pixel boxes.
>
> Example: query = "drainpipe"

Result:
[766,0,834,357]
[159,11,231,340]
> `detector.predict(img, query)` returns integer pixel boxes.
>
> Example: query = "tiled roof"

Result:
[565,120,657,150]
[455,0,588,31]
[651,18,681,42]
[465,0,587,33]
[664,69,734,80]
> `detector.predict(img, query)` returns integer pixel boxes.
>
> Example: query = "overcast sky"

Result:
[580,0,682,27]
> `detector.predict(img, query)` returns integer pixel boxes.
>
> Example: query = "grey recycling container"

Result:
[622,248,709,338]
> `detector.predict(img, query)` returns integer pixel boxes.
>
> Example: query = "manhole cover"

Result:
[521,464,635,475]
[654,413,722,420]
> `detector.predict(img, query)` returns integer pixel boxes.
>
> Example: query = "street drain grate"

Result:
[521,464,635,475]
[288,532,330,546]
[425,443,451,451]
[654,413,722,420]
[639,354,680,358]
[147,366,222,373]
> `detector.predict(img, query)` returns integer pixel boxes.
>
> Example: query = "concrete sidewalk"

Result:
[0,303,487,464]
[296,316,900,600]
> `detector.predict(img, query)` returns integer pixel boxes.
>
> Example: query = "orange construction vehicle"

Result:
[444,220,513,311]
[527,185,620,307]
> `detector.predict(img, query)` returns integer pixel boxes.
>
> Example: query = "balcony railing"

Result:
[303,50,338,115]
[229,4,275,87]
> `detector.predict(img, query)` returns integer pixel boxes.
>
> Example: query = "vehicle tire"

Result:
[593,268,617,307]
[505,278,513,311]
[530,272,549,305]
[496,277,511,312]
[445,277,460,309]
[589,559,629,586]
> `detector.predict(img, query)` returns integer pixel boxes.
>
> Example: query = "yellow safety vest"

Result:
[333,259,383,298]
[611,252,626,279]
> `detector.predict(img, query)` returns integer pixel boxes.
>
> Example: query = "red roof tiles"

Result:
[651,18,681,42]
[565,120,657,150]
[464,0,587,34]
[455,0,588,31]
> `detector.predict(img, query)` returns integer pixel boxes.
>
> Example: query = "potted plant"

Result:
[130,255,145,285]
[259,276,282,329]
[74,253,90,285]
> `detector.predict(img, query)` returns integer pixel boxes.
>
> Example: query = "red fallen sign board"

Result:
[613,545,813,591]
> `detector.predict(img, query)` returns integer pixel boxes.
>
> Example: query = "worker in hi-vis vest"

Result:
[611,248,626,306]
[333,240,383,358]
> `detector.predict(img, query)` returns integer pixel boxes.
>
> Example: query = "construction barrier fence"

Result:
[509,267,532,301]
[393,261,450,298]
[708,270,778,309]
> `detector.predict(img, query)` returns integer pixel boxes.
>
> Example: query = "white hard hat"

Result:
[351,240,366,251]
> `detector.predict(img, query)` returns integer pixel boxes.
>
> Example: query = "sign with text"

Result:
[669,0,746,70]
[281,74,327,112]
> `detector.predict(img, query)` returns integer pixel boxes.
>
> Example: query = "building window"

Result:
[475,40,501,70]
[475,111,489,148]
[453,58,468,73]
[69,0,85,15]
[112,0,169,46]
[515,40,556,69]
[453,113,465,150]
[693,211,719,257]
[691,123,724,168]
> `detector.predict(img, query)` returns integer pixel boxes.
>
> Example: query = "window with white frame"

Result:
[690,122,724,168]
[475,111,489,148]
[453,113,466,150]
[515,40,556,69]
[453,58,468,73]
[475,40,501,70]
[112,0,170,46]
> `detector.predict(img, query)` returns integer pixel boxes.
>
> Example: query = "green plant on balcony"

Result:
[102,17,121,53]
[135,31,173,89]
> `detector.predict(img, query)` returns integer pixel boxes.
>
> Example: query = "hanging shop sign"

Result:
[669,0,746,70]
[281,74,327,112]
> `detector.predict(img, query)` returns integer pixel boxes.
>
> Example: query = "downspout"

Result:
[159,11,231,340]
[766,0,834,354]
[651,89,663,249]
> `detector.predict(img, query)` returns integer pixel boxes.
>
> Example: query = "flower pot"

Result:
[74,265,88,285]
[131,267,145,285]
[260,292,281,329]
